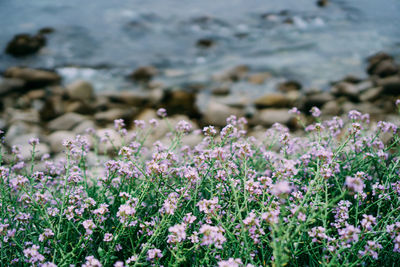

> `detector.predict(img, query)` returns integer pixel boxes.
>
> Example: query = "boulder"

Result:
[48,131,76,153]
[39,95,65,121]
[65,101,96,115]
[367,52,398,77]
[161,90,200,118]
[105,90,150,107]
[331,82,360,100]
[250,108,294,127]
[73,120,96,135]
[48,113,86,131]
[129,66,158,82]
[377,76,400,95]
[4,67,61,88]
[66,80,94,101]
[211,84,231,95]
[321,100,341,116]
[95,108,136,124]
[196,38,215,48]
[18,143,50,161]
[213,65,249,82]
[0,78,25,96]
[278,80,302,92]
[134,109,157,122]
[359,87,383,102]
[202,100,245,127]
[4,122,41,146]
[6,108,40,124]
[301,92,334,111]
[5,33,46,57]
[254,93,292,108]
[316,0,329,7]
[247,72,271,85]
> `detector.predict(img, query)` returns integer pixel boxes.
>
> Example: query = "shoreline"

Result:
[0,51,399,162]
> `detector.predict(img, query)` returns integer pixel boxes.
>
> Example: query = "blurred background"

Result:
[1,0,399,93]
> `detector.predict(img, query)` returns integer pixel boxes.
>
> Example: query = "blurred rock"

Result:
[6,108,40,124]
[4,67,61,88]
[202,100,244,127]
[4,122,41,145]
[213,65,249,82]
[161,90,200,118]
[359,87,383,102]
[0,78,25,96]
[40,95,65,121]
[367,52,398,77]
[129,66,158,82]
[316,0,329,7]
[278,80,302,92]
[250,108,294,127]
[378,76,400,95]
[5,33,46,57]
[48,113,86,131]
[73,120,96,135]
[212,84,231,95]
[321,100,341,116]
[254,93,292,108]
[18,143,50,161]
[196,38,215,48]
[97,108,137,125]
[48,131,75,153]
[66,80,94,101]
[331,82,360,100]
[247,72,271,85]
[301,92,334,111]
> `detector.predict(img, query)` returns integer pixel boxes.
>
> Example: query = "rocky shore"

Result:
[0,52,400,165]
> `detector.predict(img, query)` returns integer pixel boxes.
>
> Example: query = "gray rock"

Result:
[331,82,360,100]
[95,108,135,124]
[4,67,61,88]
[48,131,76,153]
[202,100,245,127]
[254,93,292,108]
[321,100,341,116]
[377,76,400,95]
[129,66,158,82]
[302,92,335,110]
[18,143,50,161]
[6,108,40,124]
[73,120,96,135]
[0,78,25,96]
[250,108,294,127]
[66,80,94,101]
[8,133,43,147]
[48,113,86,131]
[4,122,41,145]
[359,87,383,102]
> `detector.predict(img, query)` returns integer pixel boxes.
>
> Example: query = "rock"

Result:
[38,27,55,35]
[39,95,65,121]
[48,131,76,153]
[331,82,360,100]
[73,120,96,135]
[247,72,271,85]
[96,129,124,154]
[4,67,61,88]
[4,122,41,145]
[18,143,50,161]
[66,80,94,101]
[134,109,157,122]
[302,92,335,111]
[65,101,96,115]
[343,75,363,84]
[355,80,374,92]
[6,108,40,124]
[316,0,329,7]
[254,93,292,108]
[5,33,46,57]
[211,84,231,95]
[367,52,398,77]
[213,65,250,82]
[278,80,302,92]
[26,89,46,100]
[378,76,400,95]
[0,119,6,130]
[105,90,150,107]
[196,38,215,48]
[371,60,398,78]
[359,87,383,102]
[95,108,136,124]
[341,102,384,118]
[202,100,244,127]
[161,90,200,118]
[129,66,158,82]
[0,78,25,96]
[250,108,294,127]
[48,113,86,131]
[321,100,341,116]
[181,133,203,147]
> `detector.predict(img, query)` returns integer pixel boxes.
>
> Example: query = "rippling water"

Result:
[0,0,399,92]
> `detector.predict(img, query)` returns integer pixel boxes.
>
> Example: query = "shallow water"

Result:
[0,0,399,92]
